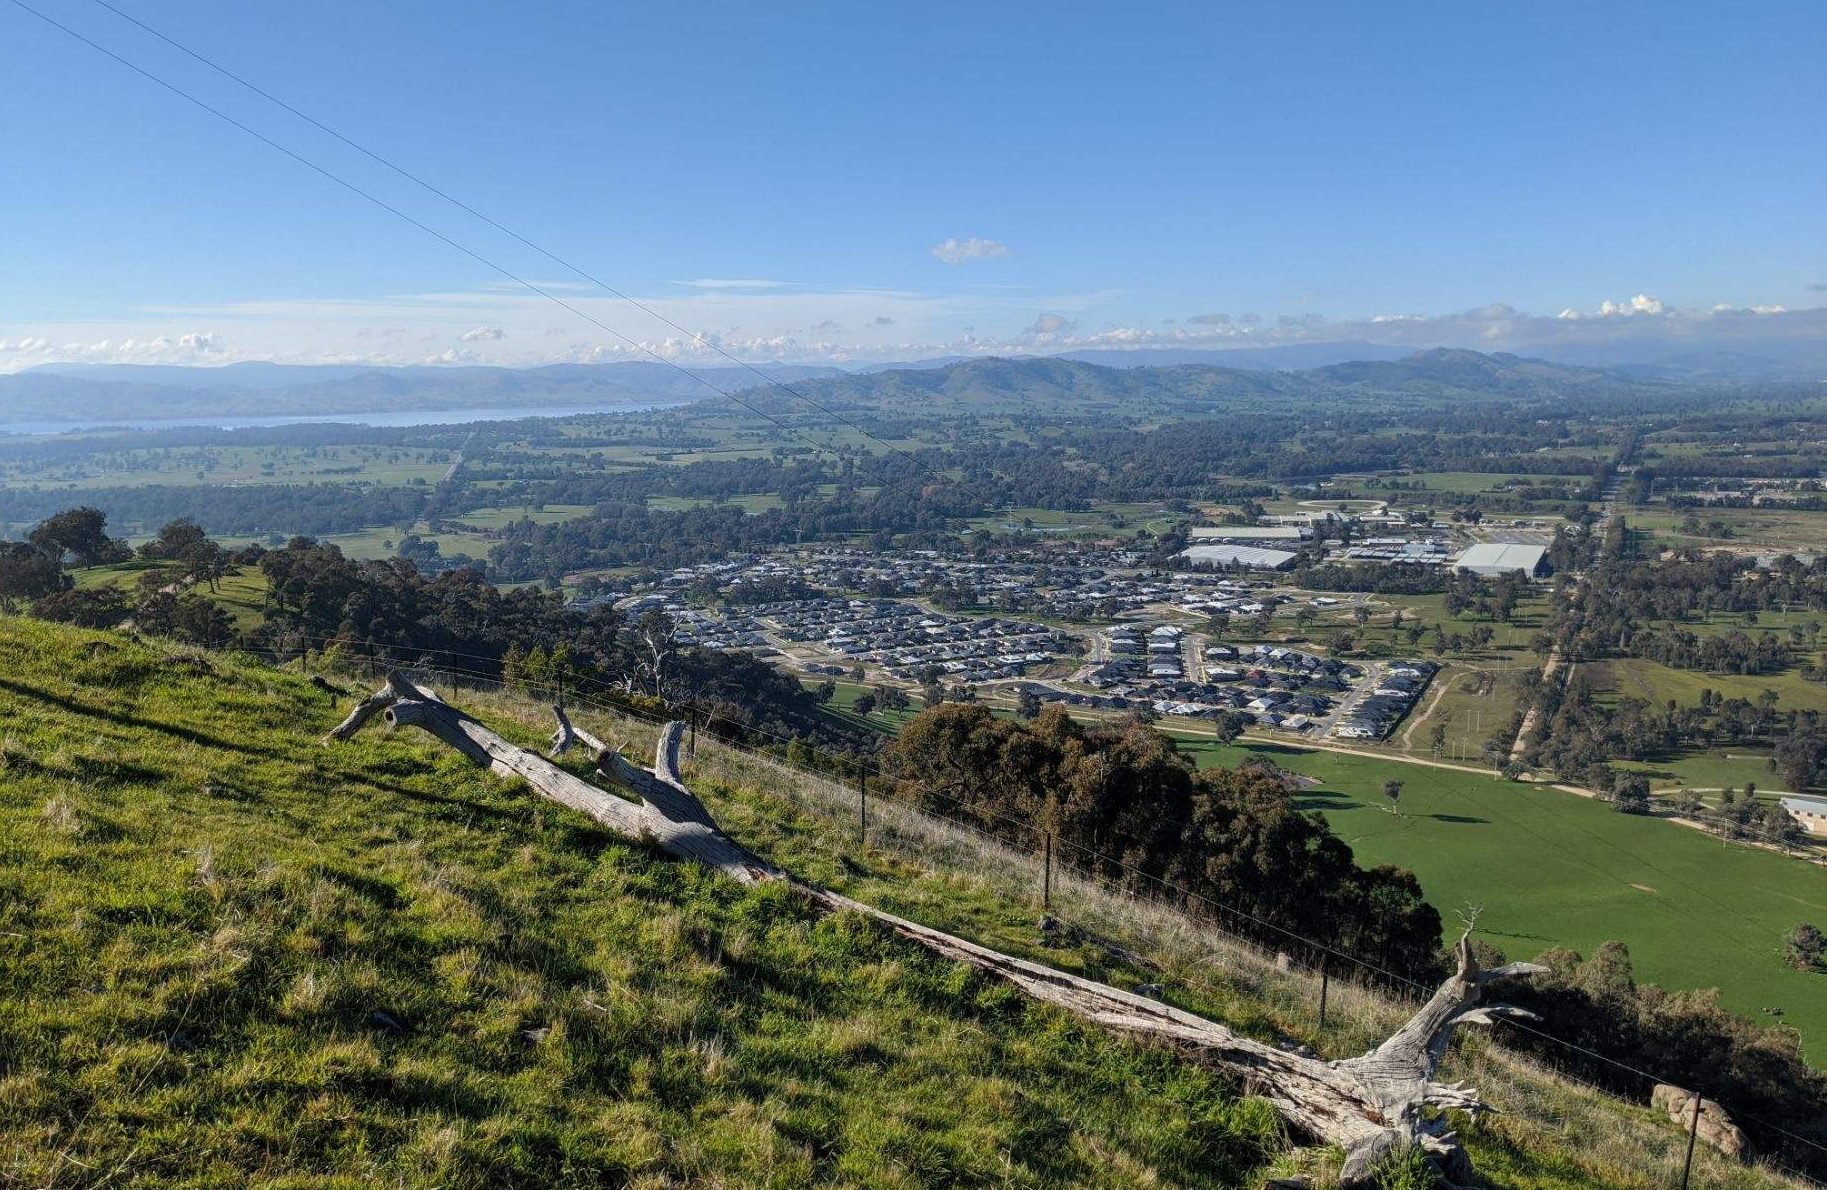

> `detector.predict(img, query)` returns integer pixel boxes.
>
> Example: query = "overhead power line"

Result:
[6,0,944,491]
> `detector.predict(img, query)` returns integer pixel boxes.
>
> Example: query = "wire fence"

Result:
[223,633,1827,1186]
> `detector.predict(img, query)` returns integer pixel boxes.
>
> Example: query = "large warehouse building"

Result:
[1179,543,1300,570]
[1187,526,1310,542]
[1454,542,1550,578]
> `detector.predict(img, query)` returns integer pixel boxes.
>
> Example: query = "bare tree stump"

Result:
[333,688,1544,1187]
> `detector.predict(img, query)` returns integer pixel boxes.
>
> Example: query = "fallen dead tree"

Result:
[331,673,1547,1188]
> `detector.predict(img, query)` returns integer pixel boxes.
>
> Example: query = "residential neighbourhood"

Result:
[588,539,1457,743]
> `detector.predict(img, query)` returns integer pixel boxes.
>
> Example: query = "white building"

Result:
[1188,525,1310,541]
[1179,544,1300,570]
[1453,542,1549,578]
[1780,795,1827,837]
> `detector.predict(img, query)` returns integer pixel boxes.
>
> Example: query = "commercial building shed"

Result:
[1179,544,1300,570]
[1780,795,1827,837]
[1453,542,1549,577]
[1188,526,1309,541]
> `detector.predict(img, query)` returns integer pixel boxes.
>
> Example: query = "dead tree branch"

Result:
[333,688,1542,1187]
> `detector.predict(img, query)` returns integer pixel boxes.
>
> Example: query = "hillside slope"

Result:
[732,350,1672,419]
[0,619,1789,1188]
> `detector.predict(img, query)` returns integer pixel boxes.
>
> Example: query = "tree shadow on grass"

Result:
[1239,741,1314,759]
[1293,793,1356,812]
[0,675,288,762]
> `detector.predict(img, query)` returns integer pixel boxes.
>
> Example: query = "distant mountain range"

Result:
[864,336,1827,381]
[729,348,1671,419]
[850,341,1420,376]
[0,339,1797,428]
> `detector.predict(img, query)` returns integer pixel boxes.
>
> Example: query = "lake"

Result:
[0,400,692,437]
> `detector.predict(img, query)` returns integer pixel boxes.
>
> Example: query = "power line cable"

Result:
[3,0,929,493]
[81,0,949,484]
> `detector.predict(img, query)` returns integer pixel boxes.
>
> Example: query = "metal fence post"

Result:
[689,705,698,758]
[858,767,868,845]
[1680,1089,1701,1190]
[1042,830,1053,909]
[1318,951,1330,1030]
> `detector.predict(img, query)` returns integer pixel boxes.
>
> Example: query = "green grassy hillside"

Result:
[0,620,1290,1187]
[0,619,1790,1188]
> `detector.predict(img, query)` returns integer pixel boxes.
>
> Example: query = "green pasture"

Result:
[1165,732,1827,1066]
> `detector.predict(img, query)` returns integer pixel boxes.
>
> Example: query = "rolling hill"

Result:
[728,349,1679,420]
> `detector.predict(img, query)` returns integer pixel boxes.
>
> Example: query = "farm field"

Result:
[0,443,451,490]
[1582,656,1827,718]
[1627,505,1827,554]
[647,493,786,514]
[1166,731,1827,1065]
[212,527,436,562]
[1624,607,1827,641]
[1386,661,1533,762]
[964,501,1187,538]
[1613,749,1782,794]
[807,679,921,735]
[449,503,594,529]
[1332,591,1552,661]
[1393,471,1530,495]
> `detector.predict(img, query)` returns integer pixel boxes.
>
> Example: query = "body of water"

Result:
[0,400,690,437]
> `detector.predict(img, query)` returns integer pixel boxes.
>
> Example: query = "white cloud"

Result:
[425,348,484,365]
[676,278,791,290]
[931,237,1011,265]
[1600,293,1665,317]
[3,281,1823,374]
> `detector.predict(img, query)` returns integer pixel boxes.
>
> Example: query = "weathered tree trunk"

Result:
[549,704,615,765]
[333,679,1544,1188]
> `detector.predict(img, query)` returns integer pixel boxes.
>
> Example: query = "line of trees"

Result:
[880,703,1445,981]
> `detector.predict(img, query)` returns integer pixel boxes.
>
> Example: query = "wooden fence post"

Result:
[1680,1088,1701,1190]
[1318,951,1330,1030]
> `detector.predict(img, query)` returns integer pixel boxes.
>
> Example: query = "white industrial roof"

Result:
[1188,525,1308,541]
[1454,542,1547,573]
[1179,544,1300,569]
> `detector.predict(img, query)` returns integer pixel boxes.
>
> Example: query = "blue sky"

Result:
[2,0,1824,369]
